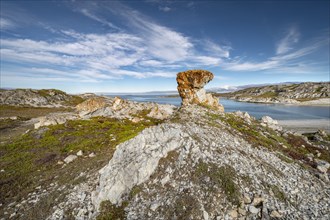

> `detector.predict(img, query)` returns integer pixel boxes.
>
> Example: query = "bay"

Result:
[106,94,330,120]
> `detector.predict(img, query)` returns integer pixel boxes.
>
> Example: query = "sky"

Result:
[0,0,329,93]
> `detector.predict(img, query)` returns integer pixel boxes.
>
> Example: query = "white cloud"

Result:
[0,18,15,30]
[79,8,120,30]
[203,39,231,58]
[276,26,300,55]
[159,6,171,12]
[222,36,327,72]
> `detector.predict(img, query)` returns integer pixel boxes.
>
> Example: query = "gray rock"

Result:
[92,123,183,208]
[315,159,330,173]
[64,155,78,164]
[249,205,260,214]
[76,150,83,156]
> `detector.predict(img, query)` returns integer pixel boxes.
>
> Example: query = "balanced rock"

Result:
[176,70,224,111]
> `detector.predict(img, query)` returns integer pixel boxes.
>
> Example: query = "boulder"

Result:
[261,116,282,131]
[34,113,78,129]
[176,70,224,111]
[76,97,107,116]
[64,155,78,164]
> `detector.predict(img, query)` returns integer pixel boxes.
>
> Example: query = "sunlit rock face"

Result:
[176,69,224,111]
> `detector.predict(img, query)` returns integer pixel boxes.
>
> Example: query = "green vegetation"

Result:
[174,194,200,219]
[256,91,278,98]
[97,200,127,220]
[195,161,240,205]
[0,117,29,130]
[295,97,319,102]
[265,183,286,202]
[36,89,67,97]
[0,104,73,118]
[0,116,162,210]
[206,112,330,170]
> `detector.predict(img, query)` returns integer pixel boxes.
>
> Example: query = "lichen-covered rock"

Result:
[34,112,78,129]
[76,97,108,116]
[176,70,224,111]
[0,89,75,107]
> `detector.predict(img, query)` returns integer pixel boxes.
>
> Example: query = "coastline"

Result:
[225,97,330,106]
[278,119,330,134]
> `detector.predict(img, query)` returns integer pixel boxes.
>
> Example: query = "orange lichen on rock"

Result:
[176,70,224,111]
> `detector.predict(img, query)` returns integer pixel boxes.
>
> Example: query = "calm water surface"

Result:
[107,95,330,120]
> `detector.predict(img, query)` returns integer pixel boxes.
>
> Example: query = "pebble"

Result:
[64,155,78,164]
[229,209,238,218]
[88,152,96,158]
[77,150,83,156]
[270,210,282,218]
[249,205,259,214]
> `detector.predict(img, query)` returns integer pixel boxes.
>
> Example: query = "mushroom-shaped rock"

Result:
[176,70,224,111]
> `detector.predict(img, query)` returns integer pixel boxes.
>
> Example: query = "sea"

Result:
[105,94,330,120]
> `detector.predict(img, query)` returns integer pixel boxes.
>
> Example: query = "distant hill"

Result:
[208,82,302,93]
[215,82,330,105]
[0,89,85,107]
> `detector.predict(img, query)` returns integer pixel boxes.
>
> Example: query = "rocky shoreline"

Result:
[217,82,330,106]
[229,97,330,106]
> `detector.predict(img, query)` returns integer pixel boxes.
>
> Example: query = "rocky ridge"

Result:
[217,82,330,105]
[46,105,330,220]
[34,96,176,129]
[0,89,84,107]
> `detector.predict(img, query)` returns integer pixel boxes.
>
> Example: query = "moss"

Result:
[256,91,278,98]
[174,194,200,219]
[296,97,319,102]
[0,116,160,207]
[195,162,241,205]
[269,184,286,202]
[210,113,327,171]
[129,185,142,199]
[97,200,126,220]
[277,153,294,163]
[0,104,73,118]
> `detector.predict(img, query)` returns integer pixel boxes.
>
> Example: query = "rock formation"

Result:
[0,89,82,107]
[177,70,224,111]
[222,82,330,105]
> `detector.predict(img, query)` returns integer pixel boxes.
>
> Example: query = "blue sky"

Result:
[0,0,329,93]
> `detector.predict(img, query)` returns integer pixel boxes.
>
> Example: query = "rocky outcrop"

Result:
[76,97,108,116]
[75,96,176,120]
[34,112,79,129]
[92,123,184,208]
[0,89,82,107]
[219,82,330,105]
[177,70,224,111]
[62,106,329,220]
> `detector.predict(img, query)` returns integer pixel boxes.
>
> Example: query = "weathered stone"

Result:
[252,197,264,206]
[229,209,238,218]
[76,97,107,116]
[92,123,183,208]
[34,113,78,129]
[76,150,83,156]
[176,70,224,111]
[249,205,259,214]
[238,208,246,215]
[315,159,330,173]
[88,152,96,158]
[270,210,282,218]
[64,155,78,164]
[243,194,251,204]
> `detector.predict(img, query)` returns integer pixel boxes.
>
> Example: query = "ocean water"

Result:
[106,94,330,120]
